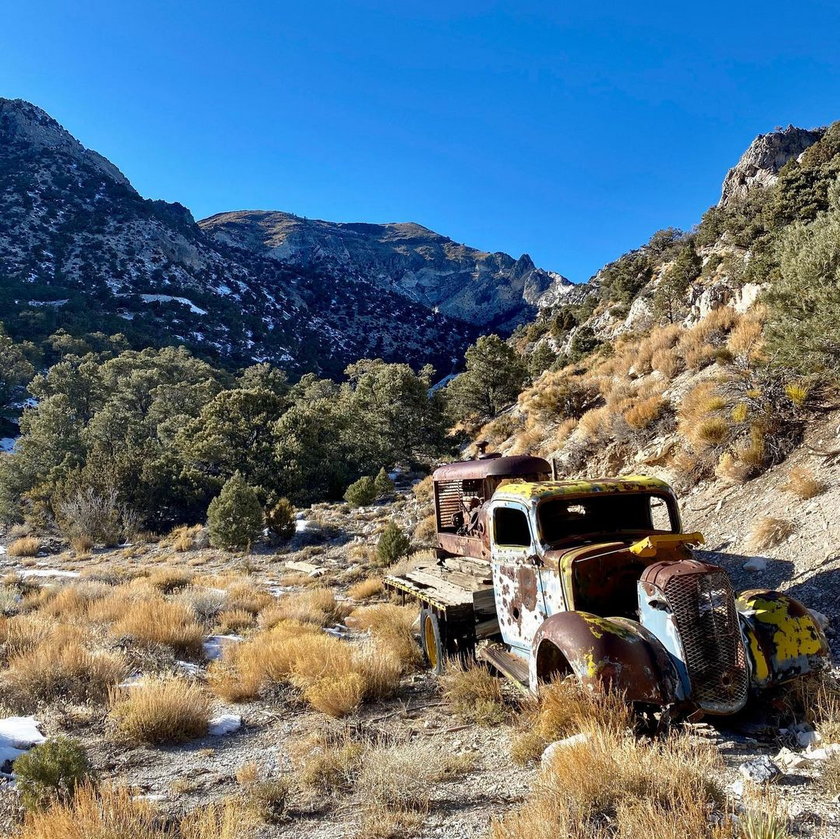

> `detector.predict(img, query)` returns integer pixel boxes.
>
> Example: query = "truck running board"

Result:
[476,643,529,689]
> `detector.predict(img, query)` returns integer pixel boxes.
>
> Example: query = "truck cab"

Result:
[385,453,830,719]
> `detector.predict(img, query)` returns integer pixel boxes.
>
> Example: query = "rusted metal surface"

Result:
[528,611,677,704]
[432,455,551,482]
[641,560,749,715]
[736,589,829,688]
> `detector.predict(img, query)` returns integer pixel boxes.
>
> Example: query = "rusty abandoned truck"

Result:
[384,452,829,718]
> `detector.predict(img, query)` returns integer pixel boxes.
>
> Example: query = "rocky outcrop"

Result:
[719,125,825,206]
[200,211,571,331]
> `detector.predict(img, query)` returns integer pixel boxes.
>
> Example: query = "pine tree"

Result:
[206,472,264,551]
[376,521,412,566]
[373,467,394,497]
[344,475,377,507]
[265,496,295,540]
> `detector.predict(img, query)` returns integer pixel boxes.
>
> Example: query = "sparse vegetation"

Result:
[440,663,508,725]
[14,737,96,811]
[782,466,826,499]
[108,677,212,744]
[747,516,795,552]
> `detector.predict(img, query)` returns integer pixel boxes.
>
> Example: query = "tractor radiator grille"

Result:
[665,570,748,714]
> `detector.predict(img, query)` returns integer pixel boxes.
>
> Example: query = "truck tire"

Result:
[420,608,447,674]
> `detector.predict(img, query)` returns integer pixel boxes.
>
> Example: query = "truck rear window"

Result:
[538,493,676,544]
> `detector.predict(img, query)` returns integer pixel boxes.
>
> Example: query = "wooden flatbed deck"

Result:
[384,556,499,637]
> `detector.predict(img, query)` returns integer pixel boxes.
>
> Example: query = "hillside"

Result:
[0,98,565,377]
[200,211,571,331]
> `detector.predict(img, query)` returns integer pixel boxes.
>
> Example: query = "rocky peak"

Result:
[0,97,132,188]
[200,210,572,331]
[719,125,825,206]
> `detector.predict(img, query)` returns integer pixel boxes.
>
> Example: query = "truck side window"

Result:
[494,508,531,547]
[649,497,673,532]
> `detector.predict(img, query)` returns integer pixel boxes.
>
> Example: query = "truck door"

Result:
[490,501,546,654]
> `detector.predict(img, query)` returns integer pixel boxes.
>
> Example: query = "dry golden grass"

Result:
[215,608,256,634]
[412,475,434,505]
[259,587,346,628]
[747,517,795,552]
[494,724,724,839]
[0,613,57,659]
[7,537,41,557]
[14,784,165,839]
[577,406,610,441]
[347,576,384,600]
[69,535,93,554]
[38,581,112,620]
[715,452,753,485]
[411,513,437,546]
[295,733,364,792]
[357,742,435,833]
[15,783,258,839]
[511,678,631,765]
[727,306,766,361]
[440,663,507,725]
[109,677,211,744]
[633,324,682,376]
[209,619,403,712]
[146,567,194,593]
[303,672,366,716]
[347,603,421,671]
[623,396,665,430]
[782,466,827,500]
[181,797,259,839]
[3,631,126,706]
[169,524,204,553]
[111,599,204,659]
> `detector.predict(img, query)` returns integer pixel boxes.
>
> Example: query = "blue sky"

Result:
[3,1,840,282]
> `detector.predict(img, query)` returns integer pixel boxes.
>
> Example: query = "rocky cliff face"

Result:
[719,125,825,206]
[200,211,571,332]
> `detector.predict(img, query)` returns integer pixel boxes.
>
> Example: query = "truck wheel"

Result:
[420,609,446,674]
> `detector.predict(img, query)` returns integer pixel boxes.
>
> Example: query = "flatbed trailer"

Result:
[384,556,499,670]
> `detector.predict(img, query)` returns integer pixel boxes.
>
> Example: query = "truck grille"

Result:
[665,569,748,714]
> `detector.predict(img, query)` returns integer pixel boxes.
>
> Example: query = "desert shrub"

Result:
[303,672,366,717]
[747,516,795,552]
[782,466,826,499]
[511,678,631,765]
[819,753,840,797]
[260,588,343,627]
[296,734,364,792]
[373,467,395,497]
[347,604,421,672]
[265,497,295,540]
[440,663,507,725]
[376,522,412,566]
[206,472,264,552]
[14,737,96,811]
[215,608,255,634]
[412,475,434,505]
[181,797,259,839]
[521,374,600,425]
[2,633,126,708]
[495,724,723,839]
[344,475,377,507]
[14,784,166,839]
[412,513,437,547]
[623,396,665,430]
[7,536,41,557]
[147,567,193,593]
[110,599,204,659]
[55,486,139,548]
[178,586,227,622]
[239,778,290,823]
[347,576,384,600]
[169,524,204,552]
[109,677,211,744]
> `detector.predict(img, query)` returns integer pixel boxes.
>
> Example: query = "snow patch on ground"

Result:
[19,569,80,579]
[208,714,241,736]
[203,635,244,661]
[0,717,45,773]
[139,294,207,315]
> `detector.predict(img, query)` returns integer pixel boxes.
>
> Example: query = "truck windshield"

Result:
[537,493,676,545]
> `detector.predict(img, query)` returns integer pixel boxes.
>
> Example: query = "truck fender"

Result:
[736,589,829,688]
[529,611,679,704]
